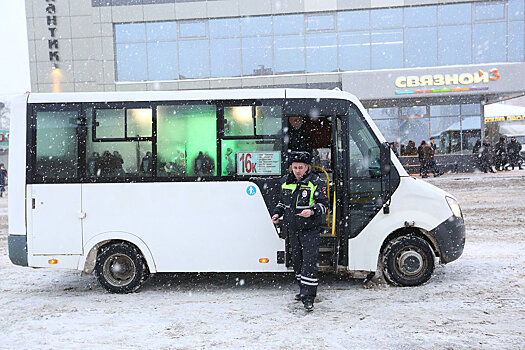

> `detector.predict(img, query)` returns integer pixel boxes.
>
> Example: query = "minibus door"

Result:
[29,104,84,255]
[330,115,350,269]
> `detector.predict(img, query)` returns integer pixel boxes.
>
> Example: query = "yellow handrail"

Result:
[311,165,332,227]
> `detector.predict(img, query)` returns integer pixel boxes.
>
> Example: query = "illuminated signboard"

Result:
[395,69,500,95]
[485,115,525,123]
[237,151,281,175]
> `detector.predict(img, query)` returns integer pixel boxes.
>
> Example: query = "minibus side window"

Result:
[157,104,217,177]
[34,108,79,181]
[347,105,383,237]
[220,102,283,177]
[86,107,153,179]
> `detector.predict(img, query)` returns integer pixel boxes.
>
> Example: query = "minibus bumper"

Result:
[8,234,28,267]
[430,216,465,264]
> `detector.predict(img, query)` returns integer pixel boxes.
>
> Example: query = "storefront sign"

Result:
[394,69,500,95]
[237,151,281,175]
[485,115,525,123]
[45,0,60,67]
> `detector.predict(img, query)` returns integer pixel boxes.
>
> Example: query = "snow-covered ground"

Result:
[1,172,524,349]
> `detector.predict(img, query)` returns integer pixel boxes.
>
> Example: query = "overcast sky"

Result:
[0,1,31,95]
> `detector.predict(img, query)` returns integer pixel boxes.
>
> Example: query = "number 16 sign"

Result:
[237,151,281,175]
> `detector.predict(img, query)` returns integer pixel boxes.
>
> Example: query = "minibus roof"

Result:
[27,88,360,105]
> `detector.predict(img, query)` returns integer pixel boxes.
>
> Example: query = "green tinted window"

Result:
[157,104,217,177]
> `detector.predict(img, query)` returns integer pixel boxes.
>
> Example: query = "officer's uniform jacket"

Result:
[273,169,328,231]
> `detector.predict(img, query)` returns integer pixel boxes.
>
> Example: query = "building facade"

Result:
[25,0,525,161]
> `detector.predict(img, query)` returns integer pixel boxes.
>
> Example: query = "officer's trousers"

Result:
[288,227,319,302]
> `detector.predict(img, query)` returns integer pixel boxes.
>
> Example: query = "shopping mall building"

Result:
[24,0,525,170]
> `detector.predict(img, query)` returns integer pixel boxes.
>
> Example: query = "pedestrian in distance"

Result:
[506,137,523,170]
[271,151,328,312]
[418,140,426,176]
[0,163,7,197]
[480,140,495,173]
[494,137,507,171]
[429,137,442,176]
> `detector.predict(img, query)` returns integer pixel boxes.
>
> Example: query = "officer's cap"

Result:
[289,151,311,165]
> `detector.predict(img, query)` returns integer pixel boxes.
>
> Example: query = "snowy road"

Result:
[1,173,524,349]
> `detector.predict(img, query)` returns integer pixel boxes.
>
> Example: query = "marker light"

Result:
[446,196,462,218]
[259,258,269,263]
[48,259,58,265]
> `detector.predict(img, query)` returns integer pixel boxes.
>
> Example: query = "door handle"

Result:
[32,198,35,209]
[77,211,86,219]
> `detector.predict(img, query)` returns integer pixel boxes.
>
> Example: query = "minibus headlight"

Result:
[446,196,462,218]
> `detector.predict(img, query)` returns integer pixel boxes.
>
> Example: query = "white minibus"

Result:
[8,89,465,293]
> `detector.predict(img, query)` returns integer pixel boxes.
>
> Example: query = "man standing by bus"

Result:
[271,151,328,311]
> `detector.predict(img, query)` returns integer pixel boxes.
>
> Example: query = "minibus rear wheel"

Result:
[382,235,435,287]
[95,242,150,293]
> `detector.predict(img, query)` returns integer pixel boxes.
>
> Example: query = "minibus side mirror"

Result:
[380,142,391,176]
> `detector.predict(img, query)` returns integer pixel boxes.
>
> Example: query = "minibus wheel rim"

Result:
[103,253,137,287]
[395,247,427,278]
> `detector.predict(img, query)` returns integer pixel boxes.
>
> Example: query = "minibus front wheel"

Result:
[95,242,150,293]
[382,235,435,287]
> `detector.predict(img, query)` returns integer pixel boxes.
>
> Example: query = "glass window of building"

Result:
[306,33,338,73]
[405,27,437,67]
[430,116,460,154]
[461,116,482,153]
[178,39,210,79]
[337,10,369,31]
[179,21,206,38]
[274,35,305,74]
[157,104,217,177]
[338,31,370,71]
[116,43,147,81]
[401,106,427,117]
[404,6,437,27]
[508,21,525,62]
[474,3,505,21]
[509,0,525,20]
[306,14,335,31]
[374,119,399,143]
[371,8,402,29]
[146,22,178,41]
[438,3,472,25]
[209,18,240,38]
[274,14,304,35]
[115,23,145,43]
[368,107,398,119]
[147,41,178,81]
[241,16,272,36]
[371,29,403,69]
[473,22,507,63]
[438,25,472,65]
[211,38,242,77]
[400,117,430,149]
[461,104,481,116]
[430,104,460,116]
[242,37,273,75]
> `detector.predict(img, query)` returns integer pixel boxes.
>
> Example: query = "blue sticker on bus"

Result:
[246,185,256,196]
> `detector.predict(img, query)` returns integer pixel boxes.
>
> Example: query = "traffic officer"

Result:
[271,151,328,311]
